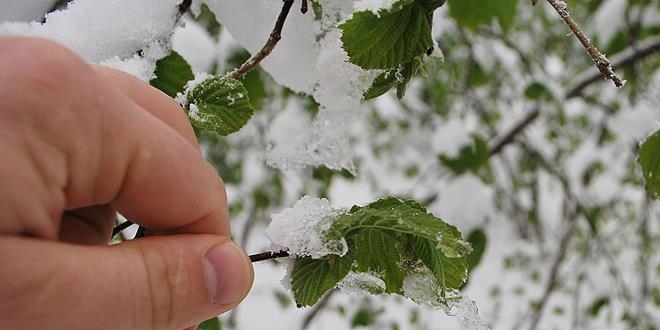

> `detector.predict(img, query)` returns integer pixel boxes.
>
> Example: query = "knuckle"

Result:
[1,37,92,96]
[134,240,188,329]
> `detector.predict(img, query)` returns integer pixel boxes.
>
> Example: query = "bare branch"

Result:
[545,0,625,88]
[566,36,660,98]
[249,250,290,263]
[229,0,295,80]
[302,290,335,329]
[489,108,540,156]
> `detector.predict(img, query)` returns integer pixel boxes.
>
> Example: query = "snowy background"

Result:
[2,0,660,329]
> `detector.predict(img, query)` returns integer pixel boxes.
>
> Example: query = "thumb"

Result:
[0,235,253,330]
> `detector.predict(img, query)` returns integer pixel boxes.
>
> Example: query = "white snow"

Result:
[0,0,180,81]
[0,0,54,23]
[337,272,387,295]
[402,266,444,307]
[354,0,400,14]
[172,18,218,73]
[266,30,377,173]
[450,295,491,330]
[205,0,318,93]
[265,195,347,259]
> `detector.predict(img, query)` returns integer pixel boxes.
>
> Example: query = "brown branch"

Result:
[527,217,578,330]
[545,0,625,88]
[566,36,660,98]
[302,290,335,329]
[177,0,192,19]
[249,250,290,263]
[229,0,295,80]
[489,108,540,156]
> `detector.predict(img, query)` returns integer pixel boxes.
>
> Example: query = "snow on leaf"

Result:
[288,197,469,307]
[639,129,660,199]
[340,0,442,70]
[150,51,194,98]
[184,75,254,136]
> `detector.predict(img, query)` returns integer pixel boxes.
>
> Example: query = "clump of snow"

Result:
[449,295,491,330]
[0,0,180,80]
[172,17,218,73]
[402,265,490,329]
[266,30,377,173]
[337,272,387,295]
[204,0,318,93]
[265,196,347,259]
[176,72,211,106]
[402,265,444,307]
[354,0,400,13]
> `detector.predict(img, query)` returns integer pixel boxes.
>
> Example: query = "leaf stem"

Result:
[544,0,625,88]
[228,0,296,80]
[249,250,290,263]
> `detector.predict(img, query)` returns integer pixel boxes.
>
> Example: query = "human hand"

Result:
[0,37,253,330]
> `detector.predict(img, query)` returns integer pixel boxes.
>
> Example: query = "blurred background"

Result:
[4,0,660,329]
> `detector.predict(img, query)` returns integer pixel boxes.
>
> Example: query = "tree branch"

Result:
[545,0,625,88]
[249,250,290,263]
[489,108,540,156]
[112,220,134,237]
[302,290,335,329]
[229,0,295,80]
[566,36,660,98]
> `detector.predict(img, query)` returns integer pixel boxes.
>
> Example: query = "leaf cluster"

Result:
[290,197,469,307]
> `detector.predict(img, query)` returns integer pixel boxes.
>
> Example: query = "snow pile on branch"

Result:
[206,0,375,173]
[265,196,347,259]
[0,0,180,80]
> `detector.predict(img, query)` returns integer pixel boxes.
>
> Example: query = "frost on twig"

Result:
[545,0,625,88]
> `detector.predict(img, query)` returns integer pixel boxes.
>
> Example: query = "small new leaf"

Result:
[448,0,518,32]
[340,1,441,70]
[185,75,254,136]
[197,317,221,330]
[639,129,660,198]
[290,197,469,307]
[439,135,490,175]
[150,51,194,98]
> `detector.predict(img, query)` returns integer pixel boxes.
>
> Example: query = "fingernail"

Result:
[204,243,251,306]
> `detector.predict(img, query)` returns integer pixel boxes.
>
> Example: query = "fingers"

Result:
[0,37,229,237]
[0,235,253,330]
[59,204,116,245]
[92,66,199,149]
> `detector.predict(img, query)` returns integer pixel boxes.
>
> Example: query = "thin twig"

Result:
[489,108,540,156]
[177,0,192,19]
[527,216,578,330]
[302,290,335,329]
[112,220,134,237]
[545,0,625,88]
[249,250,290,263]
[566,36,660,98]
[229,0,295,80]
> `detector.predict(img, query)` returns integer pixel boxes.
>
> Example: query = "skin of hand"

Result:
[0,36,254,330]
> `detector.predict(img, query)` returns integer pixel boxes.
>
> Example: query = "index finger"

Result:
[0,37,229,238]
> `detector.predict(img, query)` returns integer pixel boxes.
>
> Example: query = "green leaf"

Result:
[352,229,406,292]
[149,51,194,98]
[290,197,469,307]
[524,82,554,101]
[198,317,221,330]
[447,0,518,32]
[465,228,487,271]
[340,1,441,69]
[185,75,255,136]
[364,70,398,100]
[639,129,660,198]
[439,135,490,174]
[291,253,354,307]
[586,296,610,317]
[193,3,222,39]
